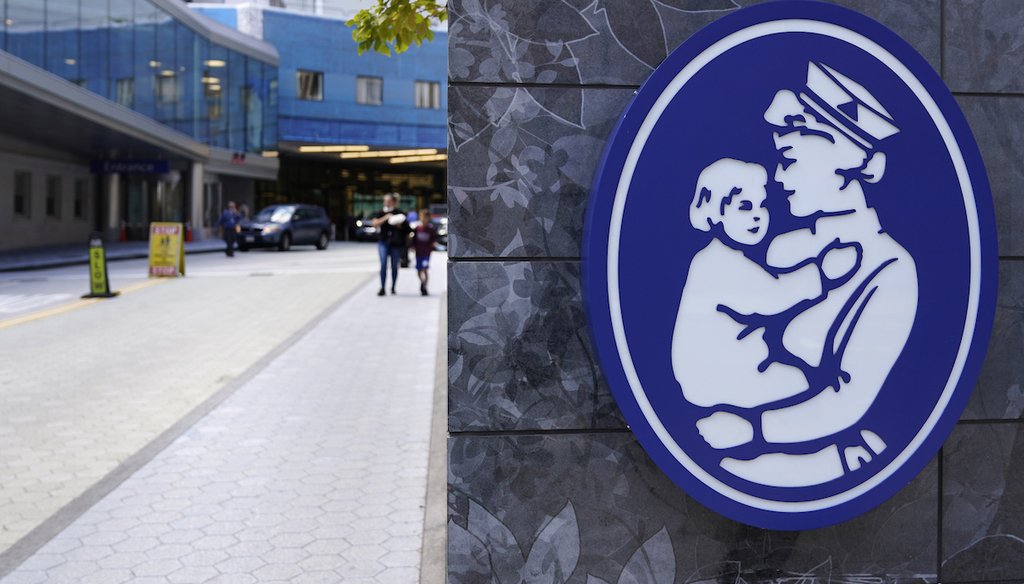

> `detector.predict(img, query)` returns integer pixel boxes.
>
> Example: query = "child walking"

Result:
[412,208,437,296]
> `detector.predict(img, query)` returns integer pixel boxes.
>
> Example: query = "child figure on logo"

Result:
[671,158,860,448]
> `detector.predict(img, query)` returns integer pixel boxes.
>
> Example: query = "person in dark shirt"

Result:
[371,193,410,296]
[412,208,437,296]
[218,201,242,257]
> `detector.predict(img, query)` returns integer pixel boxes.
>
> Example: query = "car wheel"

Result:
[239,245,249,252]
[278,232,292,251]
[316,232,329,250]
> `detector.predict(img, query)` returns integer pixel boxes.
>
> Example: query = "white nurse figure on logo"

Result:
[672,63,920,488]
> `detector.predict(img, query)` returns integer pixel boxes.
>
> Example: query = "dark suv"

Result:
[239,204,332,251]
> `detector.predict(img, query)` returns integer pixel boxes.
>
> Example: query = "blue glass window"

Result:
[0,0,277,152]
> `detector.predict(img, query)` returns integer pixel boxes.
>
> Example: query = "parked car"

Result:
[353,217,379,241]
[239,204,332,251]
[431,215,448,250]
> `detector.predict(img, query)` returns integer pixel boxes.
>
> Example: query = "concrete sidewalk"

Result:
[0,270,447,583]
[0,240,226,273]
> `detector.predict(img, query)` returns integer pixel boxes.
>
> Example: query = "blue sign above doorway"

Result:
[90,160,172,175]
[583,1,998,530]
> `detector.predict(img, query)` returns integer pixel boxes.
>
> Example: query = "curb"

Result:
[0,246,225,273]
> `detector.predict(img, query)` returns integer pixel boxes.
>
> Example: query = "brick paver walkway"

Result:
[0,267,370,555]
[1,269,445,583]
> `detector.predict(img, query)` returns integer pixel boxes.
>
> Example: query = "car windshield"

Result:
[255,206,295,223]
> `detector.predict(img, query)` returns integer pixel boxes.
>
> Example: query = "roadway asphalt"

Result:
[0,243,447,583]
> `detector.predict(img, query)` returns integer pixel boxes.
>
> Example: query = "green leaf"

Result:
[348,0,447,56]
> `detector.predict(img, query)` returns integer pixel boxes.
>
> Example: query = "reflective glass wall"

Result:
[1,0,278,153]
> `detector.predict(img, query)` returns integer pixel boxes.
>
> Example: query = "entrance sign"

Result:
[583,1,997,529]
[148,222,186,277]
[91,160,171,175]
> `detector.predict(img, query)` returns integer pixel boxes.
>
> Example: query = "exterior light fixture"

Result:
[339,148,438,159]
[204,59,227,68]
[389,154,448,164]
[201,77,220,84]
[64,58,77,65]
[297,145,371,153]
[148,60,161,68]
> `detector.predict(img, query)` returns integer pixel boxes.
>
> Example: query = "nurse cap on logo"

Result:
[765,62,900,150]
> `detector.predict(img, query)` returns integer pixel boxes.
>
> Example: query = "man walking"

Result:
[219,201,242,257]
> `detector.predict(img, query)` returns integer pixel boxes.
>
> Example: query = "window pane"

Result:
[297,70,322,101]
[246,57,264,151]
[415,81,440,109]
[116,78,134,107]
[357,76,382,105]
[227,50,246,150]
[47,0,80,82]
[46,175,62,218]
[80,1,109,96]
[156,75,178,106]
[14,171,32,218]
[133,0,159,119]
[177,24,199,138]
[154,9,179,119]
[195,37,211,142]
[74,178,89,219]
[7,1,45,67]
[264,63,278,152]
[206,44,228,147]
[109,0,134,103]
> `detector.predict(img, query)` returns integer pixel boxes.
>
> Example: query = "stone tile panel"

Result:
[957,96,1024,258]
[963,261,1024,420]
[944,0,1024,93]
[942,422,1024,582]
[448,86,633,258]
[449,433,939,584]
[448,261,623,432]
[448,0,940,86]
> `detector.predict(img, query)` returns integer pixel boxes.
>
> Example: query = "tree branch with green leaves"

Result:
[347,0,448,56]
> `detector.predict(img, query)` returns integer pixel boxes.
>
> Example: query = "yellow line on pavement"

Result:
[0,278,167,330]
[117,278,167,295]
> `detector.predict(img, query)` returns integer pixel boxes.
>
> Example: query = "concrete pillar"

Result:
[189,161,205,241]
[104,173,121,242]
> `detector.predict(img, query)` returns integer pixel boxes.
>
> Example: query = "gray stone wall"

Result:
[447,1,1024,582]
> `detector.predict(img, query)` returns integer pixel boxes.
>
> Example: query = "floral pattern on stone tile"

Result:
[449,0,940,86]
[450,499,677,584]
[448,86,633,258]
[819,0,941,71]
[956,96,1024,258]
[448,262,623,432]
[448,0,741,86]
[942,423,1024,582]
[944,0,1024,93]
[963,261,1024,420]
[449,433,939,584]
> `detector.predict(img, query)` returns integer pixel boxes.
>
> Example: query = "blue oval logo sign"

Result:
[583,1,997,529]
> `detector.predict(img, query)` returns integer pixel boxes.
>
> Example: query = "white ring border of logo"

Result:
[608,19,980,513]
